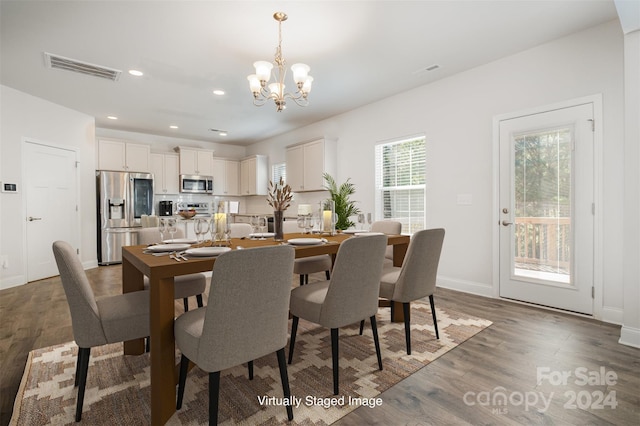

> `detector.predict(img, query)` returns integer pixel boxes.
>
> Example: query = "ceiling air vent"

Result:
[44,52,121,81]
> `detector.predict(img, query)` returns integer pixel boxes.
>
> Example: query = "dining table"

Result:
[121,231,410,425]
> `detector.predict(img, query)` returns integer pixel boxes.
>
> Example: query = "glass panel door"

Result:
[499,103,594,314]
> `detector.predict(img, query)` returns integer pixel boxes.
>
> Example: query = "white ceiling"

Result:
[1,1,618,146]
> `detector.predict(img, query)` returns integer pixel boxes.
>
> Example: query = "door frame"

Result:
[492,95,603,319]
[21,137,81,282]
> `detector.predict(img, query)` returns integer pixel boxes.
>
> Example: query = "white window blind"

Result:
[375,136,426,234]
[272,162,286,183]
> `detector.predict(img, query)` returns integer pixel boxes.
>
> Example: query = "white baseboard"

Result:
[82,259,99,270]
[619,326,640,348]
[601,306,624,325]
[0,274,27,290]
[437,275,493,298]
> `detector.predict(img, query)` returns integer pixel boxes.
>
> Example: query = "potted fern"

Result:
[323,173,361,231]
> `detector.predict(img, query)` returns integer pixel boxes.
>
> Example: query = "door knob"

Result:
[501,220,513,226]
[28,216,42,221]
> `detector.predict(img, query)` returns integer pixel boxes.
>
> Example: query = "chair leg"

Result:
[325,270,331,280]
[370,316,383,370]
[288,316,299,364]
[75,347,90,422]
[403,302,412,355]
[331,328,339,395]
[176,355,190,410]
[390,302,395,321]
[183,297,189,312]
[359,320,365,335]
[248,360,254,380]
[299,275,304,286]
[209,371,221,426]
[304,274,309,285]
[276,348,294,421]
[429,294,439,339]
[196,294,204,308]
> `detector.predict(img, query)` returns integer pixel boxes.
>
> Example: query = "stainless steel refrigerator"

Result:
[97,170,154,265]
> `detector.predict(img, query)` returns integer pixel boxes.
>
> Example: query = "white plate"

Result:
[342,229,367,234]
[163,238,197,244]
[250,232,275,238]
[185,247,231,257]
[146,243,192,253]
[287,238,323,246]
[354,232,385,237]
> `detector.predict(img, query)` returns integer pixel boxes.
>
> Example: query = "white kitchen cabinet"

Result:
[285,138,336,191]
[212,158,239,196]
[240,155,268,195]
[151,153,179,194]
[98,139,150,172]
[178,147,214,176]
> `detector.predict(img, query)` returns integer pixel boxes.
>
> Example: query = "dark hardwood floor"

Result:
[1,266,638,425]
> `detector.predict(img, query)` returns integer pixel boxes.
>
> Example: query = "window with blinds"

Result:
[272,162,286,183]
[374,136,426,234]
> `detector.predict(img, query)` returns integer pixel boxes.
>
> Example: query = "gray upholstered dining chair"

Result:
[52,241,150,422]
[370,220,402,266]
[283,220,332,285]
[136,227,206,311]
[175,245,295,425]
[373,228,445,355]
[288,234,387,395]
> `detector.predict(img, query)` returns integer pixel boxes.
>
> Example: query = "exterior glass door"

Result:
[499,103,594,314]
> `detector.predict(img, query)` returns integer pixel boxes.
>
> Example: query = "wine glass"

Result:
[167,218,177,242]
[297,216,307,234]
[158,218,167,242]
[357,213,365,230]
[194,218,207,244]
[258,216,267,238]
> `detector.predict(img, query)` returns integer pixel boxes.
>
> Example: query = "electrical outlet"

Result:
[0,255,8,269]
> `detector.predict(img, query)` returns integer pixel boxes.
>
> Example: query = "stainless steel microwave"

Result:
[179,174,213,194]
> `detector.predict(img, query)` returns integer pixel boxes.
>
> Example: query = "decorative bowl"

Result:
[178,209,196,219]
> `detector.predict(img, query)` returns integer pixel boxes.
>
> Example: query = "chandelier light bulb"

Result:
[253,61,273,82]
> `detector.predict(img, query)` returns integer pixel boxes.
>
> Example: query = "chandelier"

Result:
[247,12,313,112]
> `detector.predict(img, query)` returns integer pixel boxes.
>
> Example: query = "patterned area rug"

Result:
[11,303,491,425]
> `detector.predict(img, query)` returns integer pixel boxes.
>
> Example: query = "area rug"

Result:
[11,303,491,425]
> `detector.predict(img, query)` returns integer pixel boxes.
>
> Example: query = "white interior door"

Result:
[25,141,79,281]
[499,103,594,314]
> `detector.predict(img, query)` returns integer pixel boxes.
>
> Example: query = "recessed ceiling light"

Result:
[169,125,178,129]
[213,89,225,96]
[129,69,143,77]
[107,116,118,120]
[219,132,228,137]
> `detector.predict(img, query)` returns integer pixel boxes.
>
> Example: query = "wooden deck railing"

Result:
[514,217,570,272]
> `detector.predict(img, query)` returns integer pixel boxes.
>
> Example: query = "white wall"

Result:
[248,20,626,320]
[0,85,96,289]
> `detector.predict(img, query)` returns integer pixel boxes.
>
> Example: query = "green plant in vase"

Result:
[323,173,361,231]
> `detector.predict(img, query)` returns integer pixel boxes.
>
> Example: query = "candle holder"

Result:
[212,201,230,246]
[319,199,336,235]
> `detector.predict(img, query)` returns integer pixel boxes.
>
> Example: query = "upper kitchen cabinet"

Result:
[98,139,150,172]
[285,138,336,192]
[211,158,239,196]
[240,155,268,195]
[177,146,214,176]
[151,153,179,194]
